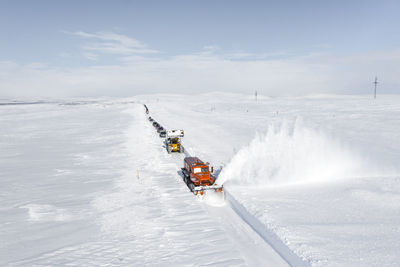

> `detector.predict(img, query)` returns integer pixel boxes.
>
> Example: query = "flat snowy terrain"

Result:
[1,93,399,266]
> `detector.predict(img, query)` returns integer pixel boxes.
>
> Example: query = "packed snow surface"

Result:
[1,93,399,266]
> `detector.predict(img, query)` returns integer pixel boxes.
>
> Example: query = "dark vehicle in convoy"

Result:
[159,130,167,138]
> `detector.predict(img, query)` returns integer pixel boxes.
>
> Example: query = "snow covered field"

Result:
[1,93,399,266]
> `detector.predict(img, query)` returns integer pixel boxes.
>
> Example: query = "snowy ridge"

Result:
[225,190,309,266]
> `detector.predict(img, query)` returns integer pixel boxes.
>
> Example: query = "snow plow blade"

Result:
[192,184,224,196]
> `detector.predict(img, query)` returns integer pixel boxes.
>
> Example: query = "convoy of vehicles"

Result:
[146,105,223,197]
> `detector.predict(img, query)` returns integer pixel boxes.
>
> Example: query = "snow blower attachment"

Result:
[165,130,184,154]
[181,157,223,196]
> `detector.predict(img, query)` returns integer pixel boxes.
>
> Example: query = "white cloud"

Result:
[83,52,99,61]
[59,52,72,58]
[226,51,290,60]
[73,31,145,48]
[70,31,159,56]
[201,45,220,55]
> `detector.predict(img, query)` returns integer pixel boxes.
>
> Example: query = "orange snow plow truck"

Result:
[181,157,223,195]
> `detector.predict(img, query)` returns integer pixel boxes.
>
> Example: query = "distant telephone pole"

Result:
[255,90,258,102]
[373,76,378,99]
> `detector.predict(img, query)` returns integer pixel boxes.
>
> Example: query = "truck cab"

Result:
[182,157,223,195]
[183,157,215,186]
[191,164,215,186]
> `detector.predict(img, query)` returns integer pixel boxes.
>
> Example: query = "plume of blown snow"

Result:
[218,120,373,186]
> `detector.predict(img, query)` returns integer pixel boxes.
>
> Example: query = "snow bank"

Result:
[218,119,373,186]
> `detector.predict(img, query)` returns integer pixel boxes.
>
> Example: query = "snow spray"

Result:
[217,119,373,186]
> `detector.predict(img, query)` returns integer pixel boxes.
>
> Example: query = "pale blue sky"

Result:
[0,0,399,97]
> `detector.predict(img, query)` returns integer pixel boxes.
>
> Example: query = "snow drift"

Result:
[218,120,371,186]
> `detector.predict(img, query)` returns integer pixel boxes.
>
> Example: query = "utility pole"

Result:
[373,76,378,99]
[255,90,258,102]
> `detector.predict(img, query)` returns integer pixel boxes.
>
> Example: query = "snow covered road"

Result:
[143,116,292,266]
